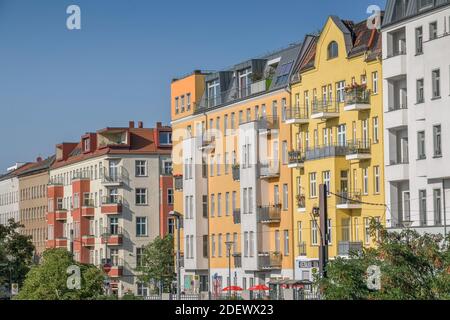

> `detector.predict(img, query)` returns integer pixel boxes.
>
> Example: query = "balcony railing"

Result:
[288,151,306,167]
[232,165,240,181]
[258,252,282,270]
[338,241,363,256]
[101,167,126,185]
[233,253,242,268]
[258,116,279,132]
[101,195,123,205]
[388,103,408,112]
[174,175,183,191]
[336,191,362,207]
[311,100,340,116]
[285,107,309,123]
[305,143,348,161]
[72,171,92,181]
[259,161,280,179]
[200,134,215,150]
[258,204,282,223]
[344,88,371,105]
[48,177,64,186]
[298,242,307,256]
[346,140,371,156]
[233,209,241,224]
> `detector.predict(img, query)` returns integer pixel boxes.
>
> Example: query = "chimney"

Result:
[156,122,162,128]
[36,157,43,163]
[138,121,144,129]
[129,121,135,128]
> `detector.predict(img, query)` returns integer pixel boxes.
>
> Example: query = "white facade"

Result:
[383,4,450,234]
[49,153,169,296]
[0,176,20,225]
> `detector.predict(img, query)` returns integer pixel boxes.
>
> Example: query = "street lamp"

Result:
[169,211,183,301]
[225,241,234,299]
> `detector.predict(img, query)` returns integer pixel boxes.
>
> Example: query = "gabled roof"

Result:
[0,163,36,182]
[296,15,383,74]
[17,156,56,178]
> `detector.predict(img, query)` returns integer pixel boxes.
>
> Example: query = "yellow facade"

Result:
[289,17,385,269]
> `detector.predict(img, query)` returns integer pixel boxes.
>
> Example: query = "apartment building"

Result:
[17,156,55,258]
[288,16,385,281]
[171,44,311,295]
[382,0,450,234]
[46,121,172,297]
[0,163,35,226]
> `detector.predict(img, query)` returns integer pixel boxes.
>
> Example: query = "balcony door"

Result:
[341,218,351,242]
[402,191,411,223]
[109,160,120,181]
[337,125,347,146]
[400,137,409,163]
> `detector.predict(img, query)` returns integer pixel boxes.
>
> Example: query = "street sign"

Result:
[11,283,19,296]
[103,263,112,273]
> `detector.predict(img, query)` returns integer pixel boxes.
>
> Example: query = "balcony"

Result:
[338,241,363,257]
[259,161,280,179]
[101,167,126,186]
[345,140,371,161]
[258,252,282,270]
[258,204,281,224]
[383,51,407,79]
[81,199,95,217]
[72,171,91,182]
[232,165,240,181]
[55,238,68,248]
[284,107,309,125]
[55,210,68,221]
[258,116,279,134]
[305,144,348,161]
[101,196,123,215]
[233,253,242,268]
[344,88,371,111]
[296,194,306,213]
[336,191,362,210]
[288,151,305,169]
[107,265,124,278]
[48,177,64,186]
[101,228,124,246]
[385,161,409,182]
[174,175,183,191]
[298,242,307,256]
[311,100,339,119]
[385,104,408,129]
[199,133,216,151]
[233,208,241,224]
[82,235,95,247]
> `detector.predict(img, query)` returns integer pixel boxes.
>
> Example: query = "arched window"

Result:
[327,41,339,59]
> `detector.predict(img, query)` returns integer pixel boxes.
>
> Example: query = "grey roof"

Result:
[383,0,450,28]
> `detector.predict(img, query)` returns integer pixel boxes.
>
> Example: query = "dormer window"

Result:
[207,79,220,107]
[83,138,90,152]
[327,41,339,60]
[159,131,172,146]
[238,68,252,98]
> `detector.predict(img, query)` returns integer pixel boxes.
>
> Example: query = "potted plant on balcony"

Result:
[344,82,367,92]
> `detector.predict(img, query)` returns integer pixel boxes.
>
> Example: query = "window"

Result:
[239,111,243,124]
[202,195,208,218]
[136,247,144,267]
[175,97,179,114]
[419,190,427,226]
[217,154,221,176]
[372,72,378,94]
[167,188,174,205]
[336,81,346,102]
[322,171,331,195]
[429,21,438,40]
[230,113,235,130]
[283,184,288,210]
[136,217,147,236]
[309,173,317,198]
[210,194,215,217]
[218,234,222,257]
[159,132,172,146]
[415,27,423,54]
[327,219,332,244]
[311,220,318,246]
[110,217,119,235]
[217,193,222,217]
[244,232,249,257]
[373,117,379,143]
[363,168,369,195]
[282,141,288,165]
[403,191,411,223]
[135,188,148,205]
[274,185,280,206]
[223,115,228,135]
[180,95,185,112]
[208,79,220,107]
[186,93,191,111]
[135,160,147,177]
[225,192,230,216]
[417,131,426,160]
[433,125,442,157]
[364,218,370,244]
[433,189,442,225]
[211,234,216,257]
[374,166,380,194]
[249,231,255,257]
[416,79,424,103]
[327,41,338,59]
[284,230,289,256]
[432,69,441,98]
[137,282,148,297]
[248,187,253,214]
[419,0,434,10]
[203,235,208,258]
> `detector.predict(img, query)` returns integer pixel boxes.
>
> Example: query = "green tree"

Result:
[136,235,175,293]
[15,249,105,300]
[0,219,35,288]
[318,221,450,300]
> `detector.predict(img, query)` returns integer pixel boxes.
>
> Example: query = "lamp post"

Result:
[169,211,183,301]
[225,241,234,299]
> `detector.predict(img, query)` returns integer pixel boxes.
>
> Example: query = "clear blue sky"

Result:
[0,0,386,172]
